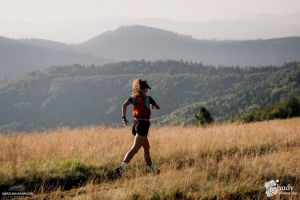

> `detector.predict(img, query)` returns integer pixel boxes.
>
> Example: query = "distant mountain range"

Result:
[1,25,300,78]
[75,25,300,66]
[0,36,113,78]
[246,12,300,24]
[1,13,300,43]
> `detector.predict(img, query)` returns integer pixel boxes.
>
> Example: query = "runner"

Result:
[116,78,160,175]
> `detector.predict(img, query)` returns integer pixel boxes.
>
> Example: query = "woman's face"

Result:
[143,88,148,95]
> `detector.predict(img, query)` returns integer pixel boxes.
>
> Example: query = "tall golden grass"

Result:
[0,118,299,199]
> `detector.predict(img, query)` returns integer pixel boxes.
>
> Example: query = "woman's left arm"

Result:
[150,103,160,110]
[149,96,160,110]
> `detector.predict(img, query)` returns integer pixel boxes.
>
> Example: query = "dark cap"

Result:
[140,80,151,89]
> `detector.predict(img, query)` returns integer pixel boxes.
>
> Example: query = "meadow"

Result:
[0,118,299,199]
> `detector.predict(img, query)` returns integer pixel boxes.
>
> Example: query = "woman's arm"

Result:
[149,96,160,110]
[150,103,160,110]
[122,100,131,125]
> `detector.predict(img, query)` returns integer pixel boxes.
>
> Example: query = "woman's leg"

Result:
[142,137,152,165]
[123,134,144,163]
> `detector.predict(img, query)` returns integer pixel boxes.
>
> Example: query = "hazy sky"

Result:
[1,0,300,23]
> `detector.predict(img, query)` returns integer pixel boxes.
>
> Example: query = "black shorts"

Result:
[132,120,150,137]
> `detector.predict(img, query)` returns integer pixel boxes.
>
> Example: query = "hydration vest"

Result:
[131,96,151,118]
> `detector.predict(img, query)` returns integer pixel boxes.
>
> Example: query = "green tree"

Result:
[285,96,300,117]
[194,106,214,126]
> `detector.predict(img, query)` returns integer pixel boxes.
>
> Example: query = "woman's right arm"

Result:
[122,100,131,125]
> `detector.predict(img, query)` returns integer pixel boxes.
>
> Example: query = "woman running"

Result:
[116,78,160,174]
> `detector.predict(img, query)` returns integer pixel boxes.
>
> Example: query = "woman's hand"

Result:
[122,100,131,125]
[122,118,129,125]
[150,104,160,110]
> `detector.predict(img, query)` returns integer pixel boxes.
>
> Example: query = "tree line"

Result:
[234,96,300,123]
[194,96,300,126]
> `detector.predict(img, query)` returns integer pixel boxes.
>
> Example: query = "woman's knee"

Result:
[130,147,140,154]
[142,140,150,150]
[143,145,150,154]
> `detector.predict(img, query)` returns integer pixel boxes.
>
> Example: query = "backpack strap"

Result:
[145,96,150,108]
[131,97,135,105]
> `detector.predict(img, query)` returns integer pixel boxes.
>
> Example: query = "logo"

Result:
[2,185,33,199]
[265,179,297,197]
[8,185,25,192]
[265,180,280,197]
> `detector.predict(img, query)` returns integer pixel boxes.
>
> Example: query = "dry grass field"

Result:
[0,118,299,199]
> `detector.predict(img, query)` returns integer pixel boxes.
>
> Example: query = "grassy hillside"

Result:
[1,60,300,132]
[0,118,299,199]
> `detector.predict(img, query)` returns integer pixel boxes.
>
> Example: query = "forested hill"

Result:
[2,25,300,78]
[0,60,299,132]
[75,25,300,66]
